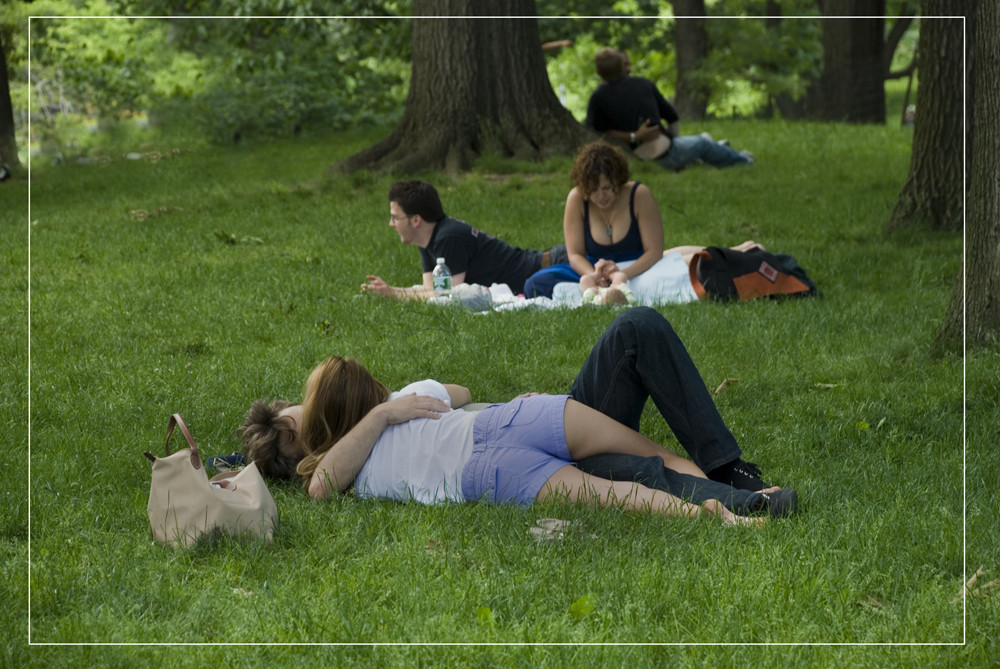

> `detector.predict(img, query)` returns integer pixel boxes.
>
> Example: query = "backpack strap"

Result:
[688,249,712,299]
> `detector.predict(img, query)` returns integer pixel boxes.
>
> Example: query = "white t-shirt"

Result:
[353,379,477,504]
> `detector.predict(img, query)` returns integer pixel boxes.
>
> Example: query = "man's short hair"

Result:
[387,180,445,223]
[595,47,625,81]
[238,399,299,480]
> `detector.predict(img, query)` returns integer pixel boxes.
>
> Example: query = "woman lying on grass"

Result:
[293,356,779,527]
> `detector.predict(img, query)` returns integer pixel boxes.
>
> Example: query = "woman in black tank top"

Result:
[564,144,666,304]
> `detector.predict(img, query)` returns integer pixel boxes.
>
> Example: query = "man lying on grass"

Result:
[241,308,798,521]
[360,180,568,299]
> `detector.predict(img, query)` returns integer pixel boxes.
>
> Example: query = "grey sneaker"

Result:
[749,488,799,518]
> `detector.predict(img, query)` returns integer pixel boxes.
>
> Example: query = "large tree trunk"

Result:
[0,32,19,169]
[817,2,886,123]
[886,4,969,231]
[671,0,709,120]
[336,0,590,174]
[937,1,999,348]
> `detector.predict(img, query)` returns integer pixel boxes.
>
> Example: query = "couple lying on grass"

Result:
[241,308,798,526]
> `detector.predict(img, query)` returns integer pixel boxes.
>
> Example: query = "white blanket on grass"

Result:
[428,252,698,311]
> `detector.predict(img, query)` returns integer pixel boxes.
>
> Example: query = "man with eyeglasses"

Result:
[361,180,567,299]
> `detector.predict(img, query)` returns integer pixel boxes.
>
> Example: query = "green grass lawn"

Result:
[4,120,998,666]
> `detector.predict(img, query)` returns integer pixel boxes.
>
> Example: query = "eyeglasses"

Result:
[390,213,411,223]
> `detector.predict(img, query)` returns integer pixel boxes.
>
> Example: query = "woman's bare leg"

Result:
[538,465,762,527]
[732,240,764,252]
[664,243,765,266]
[562,399,708,479]
[663,245,706,266]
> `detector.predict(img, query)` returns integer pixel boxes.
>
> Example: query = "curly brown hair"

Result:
[570,142,631,200]
[238,399,300,480]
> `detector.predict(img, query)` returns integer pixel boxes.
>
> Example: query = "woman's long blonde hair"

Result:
[296,356,389,487]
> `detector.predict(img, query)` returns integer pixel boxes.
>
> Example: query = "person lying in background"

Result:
[361,180,567,299]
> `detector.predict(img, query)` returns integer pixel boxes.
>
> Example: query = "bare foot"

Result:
[603,288,628,305]
[725,513,767,528]
[705,499,767,527]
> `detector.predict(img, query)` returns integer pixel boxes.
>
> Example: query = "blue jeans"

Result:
[573,453,760,512]
[570,307,742,475]
[656,134,750,170]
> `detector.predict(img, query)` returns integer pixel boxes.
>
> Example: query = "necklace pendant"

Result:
[605,225,613,238]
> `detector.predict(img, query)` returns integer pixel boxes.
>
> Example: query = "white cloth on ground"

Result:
[424,251,698,311]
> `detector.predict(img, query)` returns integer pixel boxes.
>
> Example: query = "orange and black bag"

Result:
[689,246,819,302]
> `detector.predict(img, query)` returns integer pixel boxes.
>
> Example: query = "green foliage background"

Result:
[2,1,918,164]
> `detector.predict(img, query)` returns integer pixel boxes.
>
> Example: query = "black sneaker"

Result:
[748,488,798,518]
[710,458,769,491]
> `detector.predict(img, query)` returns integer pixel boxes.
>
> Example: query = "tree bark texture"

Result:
[671,0,709,120]
[887,4,968,232]
[817,2,886,123]
[937,0,999,348]
[337,0,591,174]
[0,32,19,168]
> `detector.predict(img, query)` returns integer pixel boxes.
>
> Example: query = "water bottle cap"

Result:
[436,258,446,264]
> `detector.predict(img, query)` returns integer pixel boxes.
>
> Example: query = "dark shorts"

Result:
[461,395,573,506]
[547,243,569,266]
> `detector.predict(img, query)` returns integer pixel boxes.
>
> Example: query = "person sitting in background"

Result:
[360,180,567,298]
[240,308,796,518]
[586,48,754,171]
[522,142,760,303]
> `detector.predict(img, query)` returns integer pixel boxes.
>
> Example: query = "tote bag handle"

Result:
[143,413,202,469]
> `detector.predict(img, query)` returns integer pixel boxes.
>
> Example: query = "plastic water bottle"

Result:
[432,257,452,295]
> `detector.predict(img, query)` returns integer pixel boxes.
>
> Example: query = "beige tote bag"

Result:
[145,414,278,548]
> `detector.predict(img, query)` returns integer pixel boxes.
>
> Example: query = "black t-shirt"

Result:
[419,216,543,294]
[585,76,680,136]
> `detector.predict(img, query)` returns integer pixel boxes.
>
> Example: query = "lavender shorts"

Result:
[461,394,574,507]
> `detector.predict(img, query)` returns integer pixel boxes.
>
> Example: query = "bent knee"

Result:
[613,306,673,334]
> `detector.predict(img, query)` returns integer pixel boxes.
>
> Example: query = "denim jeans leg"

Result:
[656,135,750,170]
[575,453,757,512]
[569,306,742,473]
